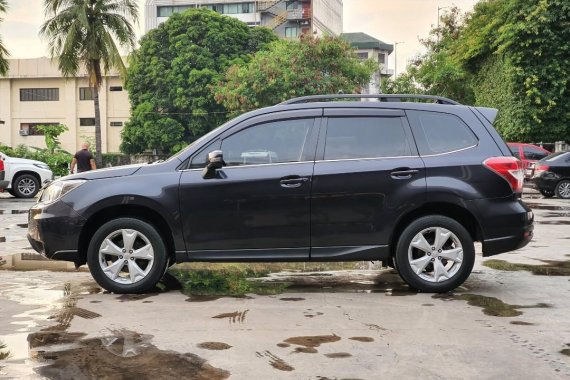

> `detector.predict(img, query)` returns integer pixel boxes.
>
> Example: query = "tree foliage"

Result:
[40,0,139,166]
[121,9,277,155]
[214,35,377,115]
[35,123,69,154]
[0,0,9,75]
[383,0,570,142]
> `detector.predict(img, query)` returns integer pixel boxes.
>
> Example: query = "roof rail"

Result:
[279,94,461,105]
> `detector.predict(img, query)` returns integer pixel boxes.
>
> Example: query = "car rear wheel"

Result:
[539,189,554,198]
[13,174,40,198]
[556,180,570,199]
[394,215,475,293]
[87,218,169,294]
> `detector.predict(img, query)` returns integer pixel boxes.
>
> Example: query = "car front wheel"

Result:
[87,218,169,294]
[394,215,475,293]
[556,180,570,199]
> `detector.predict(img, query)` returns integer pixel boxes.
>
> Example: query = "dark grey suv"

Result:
[28,95,534,294]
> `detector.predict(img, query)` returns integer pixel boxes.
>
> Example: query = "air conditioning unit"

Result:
[19,129,29,136]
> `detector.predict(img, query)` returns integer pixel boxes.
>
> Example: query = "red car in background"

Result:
[507,143,551,178]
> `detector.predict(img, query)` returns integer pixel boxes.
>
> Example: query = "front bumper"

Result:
[532,173,558,192]
[27,200,86,263]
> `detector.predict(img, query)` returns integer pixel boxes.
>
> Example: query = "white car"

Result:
[0,152,53,198]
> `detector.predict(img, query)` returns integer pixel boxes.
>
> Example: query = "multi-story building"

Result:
[341,32,394,95]
[0,58,129,153]
[145,0,343,37]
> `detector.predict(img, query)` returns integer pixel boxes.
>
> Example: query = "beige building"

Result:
[145,0,343,37]
[0,58,130,153]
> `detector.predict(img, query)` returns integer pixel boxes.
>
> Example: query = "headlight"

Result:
[33,163,50,170]
[40,180,86,203]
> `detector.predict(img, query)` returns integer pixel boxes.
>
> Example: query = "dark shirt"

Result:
[74,149,93,173]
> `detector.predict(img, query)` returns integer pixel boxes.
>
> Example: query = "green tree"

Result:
[40,0,139,166]
[35,124,68,154]
[0,0,9,75]
[215,35,376,115]
[121,8,277,155]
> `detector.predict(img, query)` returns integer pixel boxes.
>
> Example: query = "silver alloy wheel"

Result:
[407,227,463,283]
[17,177,36,196]
[558,182,570,198]
[98,229,155,285]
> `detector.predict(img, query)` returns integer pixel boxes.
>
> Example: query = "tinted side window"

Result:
[523,145,548,161]
[407,110,478,155]
[221,118,313,166]
[324,117,412,160]
[508,145,521,159]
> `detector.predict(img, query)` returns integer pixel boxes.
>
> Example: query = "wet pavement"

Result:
[0,190,570,379]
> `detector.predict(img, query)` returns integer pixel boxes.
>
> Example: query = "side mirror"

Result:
[202,150,225,179]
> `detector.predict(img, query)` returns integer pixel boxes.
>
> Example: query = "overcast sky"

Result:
[0,0,479,75]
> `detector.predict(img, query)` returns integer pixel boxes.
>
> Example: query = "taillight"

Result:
[534,164,549,175]
[483,156,524,193]
[0,160,4,171]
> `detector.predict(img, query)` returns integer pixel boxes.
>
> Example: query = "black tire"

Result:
[12,174,40,198]
[87,218,169,294]
[555,180,570,199]
[7,189,15,197]
[394,215,475,293]
[539,189,554,198]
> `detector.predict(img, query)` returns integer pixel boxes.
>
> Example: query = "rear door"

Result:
[310,108,426,259]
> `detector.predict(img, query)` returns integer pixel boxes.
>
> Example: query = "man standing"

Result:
[70,142,96,174]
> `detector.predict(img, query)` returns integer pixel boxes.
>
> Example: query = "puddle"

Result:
[484,259,570,276]
[510,321,535,326]
[17,223,28,228]
[116,294,159,302]
[525,203,570,211]
[256,351,294,372]
[304,311,324,318]
[283,335,341,353]
[11,210,28,214]
[0,236,5,243]
[197,342,232,351]
[433,293,550,317]
[279,297,305,302]
[536,220,570,225]
[32,329,230,379]
[561,344,570,357]
[0,253,77,272]
[325,352,352,358]
[422,303,435,306]
[277,343,290,348]
[349,337,374,343]
[212,310,249,323]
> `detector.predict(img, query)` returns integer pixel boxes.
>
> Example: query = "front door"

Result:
[179,110,320,260]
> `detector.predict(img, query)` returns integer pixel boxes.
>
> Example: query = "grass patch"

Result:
[483,259,570,276]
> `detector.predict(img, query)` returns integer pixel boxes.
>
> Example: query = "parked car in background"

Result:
[531,151,570,199]
[28,94,533,294]
[507,143,551,178]
[0,152,53,198]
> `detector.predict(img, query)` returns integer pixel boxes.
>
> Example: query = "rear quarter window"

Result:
[407,110,478,155]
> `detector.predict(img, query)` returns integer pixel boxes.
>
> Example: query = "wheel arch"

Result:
[77,205,177,266]
[11,170,41,188]
[389,202,482,258]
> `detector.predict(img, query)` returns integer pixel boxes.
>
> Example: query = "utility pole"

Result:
[394,41,404,78]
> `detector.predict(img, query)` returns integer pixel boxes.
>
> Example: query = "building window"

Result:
[202,3,253,14]
[79,87,94,100]
[378,53,386,64]
[80,118,96,127]
[157,5,193,17]
[357,52,369,60]
[109,86,123,92]
[110,121,123,127]
[285,27,299,38]
[20,88,59,102]
[286,1,299,10]
[20,122,59,136]
[242,3,253,13]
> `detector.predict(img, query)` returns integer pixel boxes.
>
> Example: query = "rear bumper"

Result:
[466,197,534,257]
[27,200,85,263]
